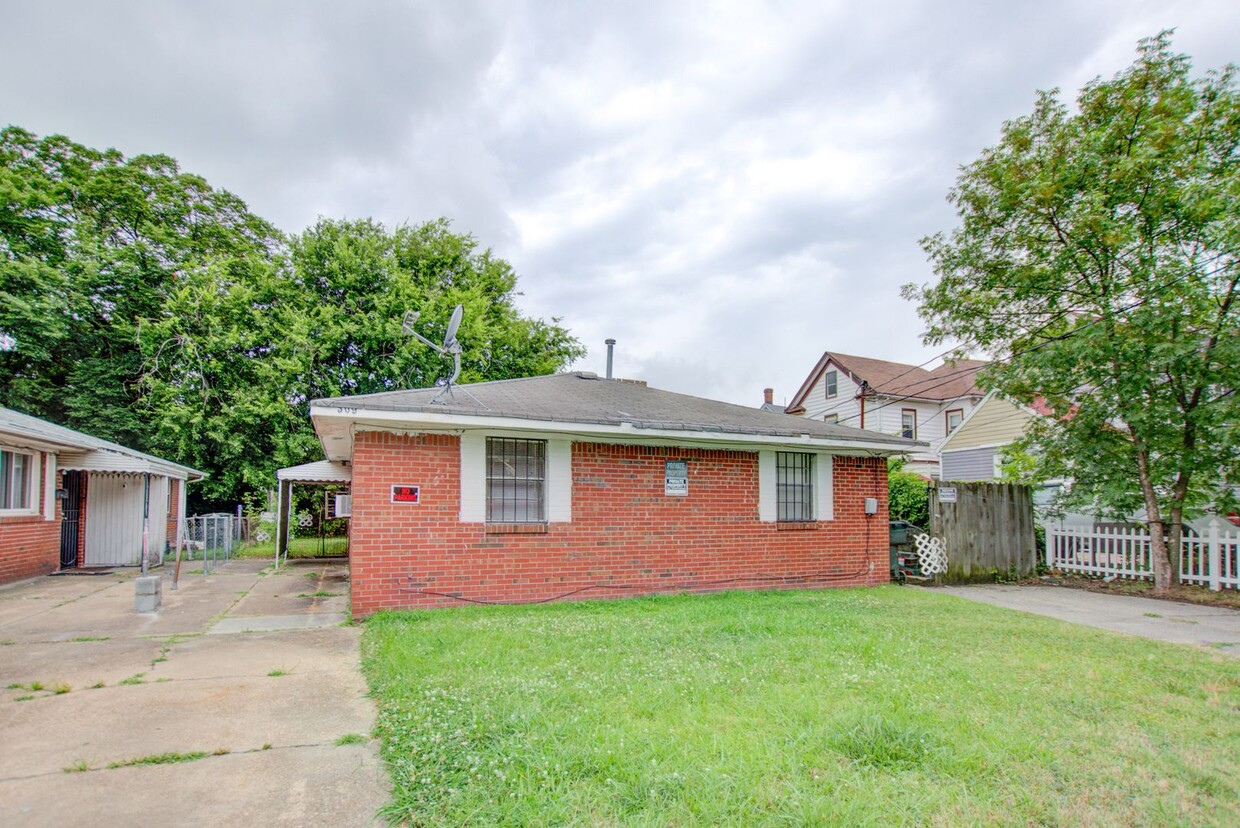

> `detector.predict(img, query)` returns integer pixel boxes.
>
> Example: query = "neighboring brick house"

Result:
[784,352,986,478]
[0,408,204,585]
[302,372,917,616]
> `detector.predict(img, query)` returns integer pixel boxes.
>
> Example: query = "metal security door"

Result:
[59,471,82,568]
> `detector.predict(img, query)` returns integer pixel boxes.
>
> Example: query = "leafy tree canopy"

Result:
[904,33,1240,589]
[1,128,584,508]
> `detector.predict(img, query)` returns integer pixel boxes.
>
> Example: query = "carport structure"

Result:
[273,460,351,567]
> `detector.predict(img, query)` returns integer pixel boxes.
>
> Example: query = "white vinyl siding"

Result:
[940,447,998,481]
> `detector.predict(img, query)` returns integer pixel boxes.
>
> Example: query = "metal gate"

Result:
[59,471,82,568]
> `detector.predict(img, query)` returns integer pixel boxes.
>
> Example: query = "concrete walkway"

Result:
[0,558,387,827]
[938,583,1240,657]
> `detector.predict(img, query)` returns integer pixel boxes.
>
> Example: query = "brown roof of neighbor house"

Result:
[312,372,919,448]
[786,352,987,413]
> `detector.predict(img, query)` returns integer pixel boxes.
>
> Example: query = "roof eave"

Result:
[309,404,918,460]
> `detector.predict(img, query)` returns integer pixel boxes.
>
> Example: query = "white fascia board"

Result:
[309,405,918,460]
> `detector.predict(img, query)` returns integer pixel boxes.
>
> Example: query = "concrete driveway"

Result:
[938,583,1240,657]
[0,558,388,827]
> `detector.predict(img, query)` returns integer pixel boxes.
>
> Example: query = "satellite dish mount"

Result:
[402,304,464,404]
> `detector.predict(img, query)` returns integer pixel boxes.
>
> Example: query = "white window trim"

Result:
[759,451,833,523]
[460,432,572,523]
[0,446,41,517]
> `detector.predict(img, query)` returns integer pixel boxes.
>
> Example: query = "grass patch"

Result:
[14,694,34,702]
[0,639,15,646]
[119,673,145,686]
[335,732,368,746]
[51,682,71,695]
[296,591,339,598]
[63,759,91,773]
[267,668,289,677]
[106,751,214,769]
[69,636,110,642]
[362,587,1240,827]
[235,537,347,560]
[92,681,106,689]
[28,681,44,692]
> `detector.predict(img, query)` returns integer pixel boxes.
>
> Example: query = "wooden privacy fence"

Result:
[1046,520,1240,591]
[930,482,1037,583]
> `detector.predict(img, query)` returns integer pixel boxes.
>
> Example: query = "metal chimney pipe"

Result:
[605,338,616,379]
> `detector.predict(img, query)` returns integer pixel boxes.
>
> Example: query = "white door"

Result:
[147,475,169,563]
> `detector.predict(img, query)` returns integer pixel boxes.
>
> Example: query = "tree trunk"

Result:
[1135,446,1172,592]
[1167,511,1184,588]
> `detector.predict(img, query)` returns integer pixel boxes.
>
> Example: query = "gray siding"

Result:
[940,447,996,481]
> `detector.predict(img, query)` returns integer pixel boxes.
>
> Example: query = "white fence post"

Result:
[1208,519,1222,592]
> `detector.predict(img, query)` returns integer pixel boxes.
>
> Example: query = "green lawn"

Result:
[233,536,348,560]
[361,587,1240,826]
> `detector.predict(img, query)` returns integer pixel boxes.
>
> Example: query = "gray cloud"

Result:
[2,0,1236,408]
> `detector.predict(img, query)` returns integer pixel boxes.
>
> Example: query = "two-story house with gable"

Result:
[784,352,987,478]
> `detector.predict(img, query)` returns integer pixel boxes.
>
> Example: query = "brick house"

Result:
[303,372,917,616]
[0,407,204,585]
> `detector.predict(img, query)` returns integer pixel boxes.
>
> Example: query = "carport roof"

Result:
[276,460,352,483]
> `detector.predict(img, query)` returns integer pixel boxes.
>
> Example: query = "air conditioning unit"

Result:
[333,494,352,518]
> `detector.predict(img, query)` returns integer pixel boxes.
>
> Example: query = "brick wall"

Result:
[0,453,61,585]
[349,432,889,616]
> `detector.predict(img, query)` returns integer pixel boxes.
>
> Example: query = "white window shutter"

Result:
[546,439,572,522]
[758,450,776,522]
[815,454,834,521]
[459,432,486,522]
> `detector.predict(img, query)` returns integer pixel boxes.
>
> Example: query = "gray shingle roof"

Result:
[314,372,918,447]
[0,406,205,478]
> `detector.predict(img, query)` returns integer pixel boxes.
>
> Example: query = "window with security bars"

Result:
[486,438,546,523]
[776,451,814,522]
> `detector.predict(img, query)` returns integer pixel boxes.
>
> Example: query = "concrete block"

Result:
[134,576,162,613]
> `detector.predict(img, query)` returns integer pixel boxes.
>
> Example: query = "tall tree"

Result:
[138,217,584,506]
[905,33,1240,590]
[0,126,277,447]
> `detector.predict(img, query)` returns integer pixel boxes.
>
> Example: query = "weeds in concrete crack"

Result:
[335,733,368,746]
[119,673,146,686]
[14,695,34,702]
[63,759,91,773]
[68,636,111,642]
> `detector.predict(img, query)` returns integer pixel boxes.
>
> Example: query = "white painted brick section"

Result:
[546,439,572,522]
[815,454,834,521]
[459,432,486,522]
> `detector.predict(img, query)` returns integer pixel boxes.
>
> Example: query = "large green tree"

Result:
[3,128,584,508]
[138,217,584,505]
[905,33,1240,590]
[0,126,277,447]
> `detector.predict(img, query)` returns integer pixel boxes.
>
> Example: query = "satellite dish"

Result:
[443,304,463,349]
[400,304,465,403]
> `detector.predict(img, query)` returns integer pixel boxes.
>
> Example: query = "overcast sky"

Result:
[3,1,1237,406]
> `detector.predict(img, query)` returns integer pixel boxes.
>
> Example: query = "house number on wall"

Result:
[390,485,421,504]
[665,460,688,497]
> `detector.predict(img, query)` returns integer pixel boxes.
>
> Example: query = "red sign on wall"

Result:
[390,485,421,504]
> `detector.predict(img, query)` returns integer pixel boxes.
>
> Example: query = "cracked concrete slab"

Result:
[0,559,387,826]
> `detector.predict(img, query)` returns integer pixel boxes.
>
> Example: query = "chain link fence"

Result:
[181,513,236,574]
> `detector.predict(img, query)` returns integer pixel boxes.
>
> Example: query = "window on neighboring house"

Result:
[824,370,838,399]
[901,409,917,440]
[486,437,546,523]
[946,409,963,434]
[776,451,815,522]
[0,449,32,510]
[824,414,838,424]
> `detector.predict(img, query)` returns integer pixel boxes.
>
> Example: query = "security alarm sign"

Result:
[665,460,688,496]
[390,485,421,504]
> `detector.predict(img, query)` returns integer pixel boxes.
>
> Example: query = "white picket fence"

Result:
[1046,519,1240,591]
